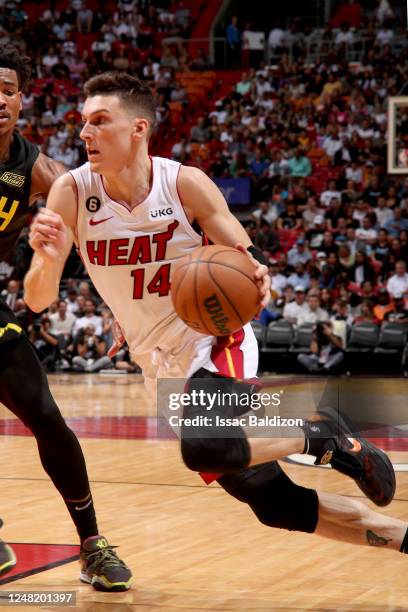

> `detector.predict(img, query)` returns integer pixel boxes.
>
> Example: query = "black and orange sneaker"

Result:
[80,535,132,592]
[0,519,16,577]
[303,406,396,507]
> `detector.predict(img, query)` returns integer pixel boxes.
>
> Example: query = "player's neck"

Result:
[102,151,152,211]
[0,130,14,164]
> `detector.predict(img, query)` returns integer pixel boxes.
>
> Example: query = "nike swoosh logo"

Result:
[89,216,114,226]
[75,499,93,511]
[347,437,362,452]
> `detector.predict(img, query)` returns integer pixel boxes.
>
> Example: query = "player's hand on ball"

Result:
[29,209,67,263]
[235,243,271,313]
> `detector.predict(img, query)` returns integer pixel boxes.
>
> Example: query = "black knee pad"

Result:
[218,462,319,533]
[181,434,250,473]
[180,369,252,473]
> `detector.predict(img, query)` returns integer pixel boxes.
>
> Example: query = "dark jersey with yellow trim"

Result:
[0,131,39,260]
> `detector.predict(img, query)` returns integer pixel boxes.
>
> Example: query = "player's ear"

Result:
[18,92,22,113]
[132,117,149,140]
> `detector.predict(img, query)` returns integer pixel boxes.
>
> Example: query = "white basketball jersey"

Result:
[70,156,258,384]
[70,156,204,358]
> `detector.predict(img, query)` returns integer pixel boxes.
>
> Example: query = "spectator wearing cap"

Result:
[287,148,312,178]
[297,294,329,325]
[288,262,310,292]
[283,286,308,324]
[320,180,342,208]
[386,261,408,299]
[288,239,312,267]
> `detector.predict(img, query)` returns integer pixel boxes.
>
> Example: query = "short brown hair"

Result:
[84,72,156,134]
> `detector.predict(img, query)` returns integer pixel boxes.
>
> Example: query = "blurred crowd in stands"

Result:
[1,0,408,372]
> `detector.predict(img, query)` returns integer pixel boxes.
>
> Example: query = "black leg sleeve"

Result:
[0,337,90,500]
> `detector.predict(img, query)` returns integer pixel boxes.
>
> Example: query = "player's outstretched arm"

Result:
[177,165,270,309]
[24,173,77,312]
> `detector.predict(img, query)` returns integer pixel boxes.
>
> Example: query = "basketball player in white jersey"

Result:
[25,73,408,560]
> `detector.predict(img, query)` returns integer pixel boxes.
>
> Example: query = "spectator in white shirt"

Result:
[269,261,287,296]
[297,294,329,326]
[302,196,324,228]
[335,22,354,47]
[49,299,76,339]
[355,215,378,244]
[72,299,103,338]
[322,132,342,159]
[345,162,363,185]
[374,197,394,228]
[375,25,394,45]
[283,286,308,323]
[252,200,279,227]
[268,26,286,51]
[320,180,342,207]
[387,261,408,298]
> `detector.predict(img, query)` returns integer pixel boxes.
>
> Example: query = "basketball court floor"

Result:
[0,372,407,611]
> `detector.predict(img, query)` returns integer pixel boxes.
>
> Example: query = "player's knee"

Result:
[219,468,318,534]
[180,434,250,473]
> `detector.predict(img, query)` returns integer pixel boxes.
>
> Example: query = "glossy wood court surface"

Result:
[0,373,407,611]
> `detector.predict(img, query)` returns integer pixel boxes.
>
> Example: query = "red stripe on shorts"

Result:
[199,328,246,485]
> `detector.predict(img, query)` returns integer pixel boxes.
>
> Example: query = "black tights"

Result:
[0,337,90,500]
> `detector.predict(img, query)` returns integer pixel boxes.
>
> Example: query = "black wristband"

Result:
[247,245,267,266]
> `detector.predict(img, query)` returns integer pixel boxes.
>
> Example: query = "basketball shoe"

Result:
[303,406,396,507]
[0,519,16,577]
[80,535,132,591]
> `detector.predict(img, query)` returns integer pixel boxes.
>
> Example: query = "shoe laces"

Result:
[84,545,127,572]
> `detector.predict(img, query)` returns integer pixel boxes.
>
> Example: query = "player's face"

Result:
[80,95,141,173]
[0,68,22,136]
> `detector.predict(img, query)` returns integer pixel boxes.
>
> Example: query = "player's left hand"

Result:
[235,243,271,315]
[108,320,125,358]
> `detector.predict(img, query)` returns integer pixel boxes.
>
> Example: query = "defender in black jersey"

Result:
[0,45,132,591]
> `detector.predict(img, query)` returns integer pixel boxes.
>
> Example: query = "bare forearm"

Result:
[24,257,61,312]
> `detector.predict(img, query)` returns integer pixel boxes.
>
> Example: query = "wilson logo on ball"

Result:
[203,294,230,335]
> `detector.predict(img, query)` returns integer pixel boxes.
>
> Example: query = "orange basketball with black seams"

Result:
[171,245,261,336]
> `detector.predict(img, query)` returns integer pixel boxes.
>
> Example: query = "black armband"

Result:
[247,245,267,266]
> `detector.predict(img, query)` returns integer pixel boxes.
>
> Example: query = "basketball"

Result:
[171,245,261,336]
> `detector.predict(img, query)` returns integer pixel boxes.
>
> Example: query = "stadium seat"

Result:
[250,320,265,348]
[290,323,314,354]
[264,320,294,353]
[376,322,407,350]
[374,323,407,371]
[347,322,380,352]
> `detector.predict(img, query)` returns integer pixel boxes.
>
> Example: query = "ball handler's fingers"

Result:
[235,243,270,304]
